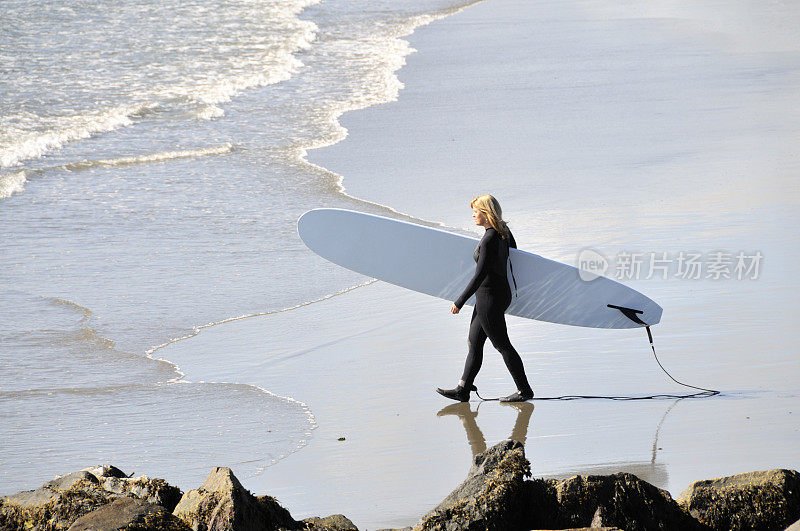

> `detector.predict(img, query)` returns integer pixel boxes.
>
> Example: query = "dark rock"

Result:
[172,467,299,531]
[414,439,531,530]
[67,497,191,531]
[677,469,800,531]
[301,514,358,530]
[0,465,182,531]
[521,477,562,527]
[544,473,707,531]
[255,495,300,531]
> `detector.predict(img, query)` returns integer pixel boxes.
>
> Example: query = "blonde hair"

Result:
[470,194,510,239]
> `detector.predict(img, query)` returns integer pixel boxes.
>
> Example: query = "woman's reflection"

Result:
[436,401,534,457]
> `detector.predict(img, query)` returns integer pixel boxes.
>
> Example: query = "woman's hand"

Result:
[450,303,460,314]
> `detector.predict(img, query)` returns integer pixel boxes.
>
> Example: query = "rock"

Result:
[414,439,531,530]
[0,465,182,531]
[67,497,191,531]
[45,472,102,495]
[301,514,358,530]
[544,473,707,531]
[413,446,701,531]
[87,467,182,512]
[677,469,800,531]
[172,467,299,530]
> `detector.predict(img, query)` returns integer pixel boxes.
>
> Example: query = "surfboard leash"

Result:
[473,306,719,402]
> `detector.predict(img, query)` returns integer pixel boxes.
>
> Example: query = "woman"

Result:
[436,195,534,403]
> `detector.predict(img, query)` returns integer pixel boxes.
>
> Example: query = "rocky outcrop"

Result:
[5,456,799,531]
[414,439,531,530]
[412,439,800,531]
[677,469,800,531]
[172,467,298,531]
[0,465,182,531]
[67,497,190,531]
[172,467,358,531]
[413,440,707,531]
[542,473,707,531]
[0,464,354,531]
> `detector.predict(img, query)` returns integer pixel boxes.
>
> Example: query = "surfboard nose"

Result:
[297,208,334,254]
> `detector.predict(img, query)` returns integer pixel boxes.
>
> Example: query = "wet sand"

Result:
[161,0,800,528]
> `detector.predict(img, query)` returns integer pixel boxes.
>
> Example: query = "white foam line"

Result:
[38,294,190,383]
[299,156,473,236]
[175,1,320,121]
[0,143,235,201]
[0,103,157,169]
[64,143,234,170]
[144,279,378,425]
[32,290,322,468]
[145,279,377,361]
[297,1,485,236]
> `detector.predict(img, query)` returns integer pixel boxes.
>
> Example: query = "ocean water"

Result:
[0,0,474,494]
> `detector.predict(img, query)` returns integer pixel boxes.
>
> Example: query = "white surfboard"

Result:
[298,208,662,329]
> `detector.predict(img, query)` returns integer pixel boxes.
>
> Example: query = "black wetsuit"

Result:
[454,227,532,394]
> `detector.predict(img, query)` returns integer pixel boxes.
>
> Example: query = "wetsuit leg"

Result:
[460,306,488,387]
[476,291,533,394]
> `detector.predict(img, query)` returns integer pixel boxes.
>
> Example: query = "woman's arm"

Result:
[454,230,494,309]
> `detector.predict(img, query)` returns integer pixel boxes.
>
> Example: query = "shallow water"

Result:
[1,0,473,493]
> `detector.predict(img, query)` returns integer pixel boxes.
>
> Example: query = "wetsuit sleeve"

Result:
[454,231,493,309]
[509,230,517,249]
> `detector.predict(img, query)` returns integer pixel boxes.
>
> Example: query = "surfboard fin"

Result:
[608,304,654,344]
[607,304,647,325]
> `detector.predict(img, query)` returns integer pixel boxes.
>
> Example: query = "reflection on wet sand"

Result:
[559,401,679,489]
[437,401,535,457]
[436,399,679,490]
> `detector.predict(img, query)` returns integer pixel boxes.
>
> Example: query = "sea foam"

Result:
[0,171,27,199]
[63,144,235,171]
[0,104,155,169]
